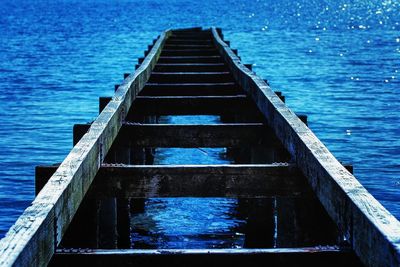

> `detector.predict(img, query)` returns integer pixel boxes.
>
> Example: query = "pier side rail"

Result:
[211,27,400,267]
[0,30,172,267]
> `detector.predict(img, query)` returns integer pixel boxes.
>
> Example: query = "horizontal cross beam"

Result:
[130,95,256,116]
[36,164,312,198]
[50,247,362,267]
[140,82,241,96]
[73,123,274,147]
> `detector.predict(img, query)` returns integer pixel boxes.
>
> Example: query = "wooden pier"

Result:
[1,27,400,267]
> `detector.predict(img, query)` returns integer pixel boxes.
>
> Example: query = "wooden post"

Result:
[243,143,277,248]
[222,109,275,248]
[97,198,118,248]
[114,139,132,249]
[129,114,147,214]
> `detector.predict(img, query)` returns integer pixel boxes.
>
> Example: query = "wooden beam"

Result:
[73,123,271,148]
[140,82,241,96]
[0,27,171,267]
[212,27,400,267]
[161,49,218,56]
[148,72,234,83]
[123,123,270,147]
[171,31,212,37]
[50,247,363,267]
[165,39,212,45]
[152,63,227,72]
[172,27,205,33]
[129,95,257,116]
[170,31,212,37]
[129,95,265,122]
[168,35,212,41]
[92,163,310,198]
[157,55,223,63]
[163,44,215,50]
[35,164,311,198]
[171,27,204,33]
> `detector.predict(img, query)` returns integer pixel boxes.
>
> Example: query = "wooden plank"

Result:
[171,31,212,36]
[152,63,227,72]
[140,82,241,96]
[165,39,212,45]
[73,123,273,148]
[0,28,171,267]
[92,163,311,198]
[169,35,212,40]
[50,247,363,267]
[157,55,222,63]
[171,27,203,33]
[121,123,270,147]
[148,72,234,83]
[163,44,215,50]
[35,164,312,198]
[161,49,218,56]
[212,27,400,267]
[129,96,257,116]
[171,31,211,36]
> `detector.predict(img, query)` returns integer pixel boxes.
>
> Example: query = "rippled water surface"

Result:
[0,0,399,239]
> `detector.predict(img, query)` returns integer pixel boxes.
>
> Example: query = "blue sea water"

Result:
[0,0,399,241]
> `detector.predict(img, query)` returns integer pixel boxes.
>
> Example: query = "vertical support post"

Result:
[129,114,147,215]
[243,143,275,248]
[97,144,118,248]
[114,139,132,249]
[221,110,275,248]
[97,198,118,248]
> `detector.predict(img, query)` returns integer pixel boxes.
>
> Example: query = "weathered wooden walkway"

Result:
[0,27,400,267]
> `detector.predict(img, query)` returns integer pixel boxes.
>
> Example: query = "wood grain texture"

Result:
[50,247,363,267]
[93,163,311,198]
[140,82,241,96]
[129,95,256,116]
[120,123,270,147]
[157,55,222,63]
[36,164,311,198]
[73,123,273,148]
[148,71,234,83]
[0,29,171,267]
[211,27,400,267]
[100,95,258,116]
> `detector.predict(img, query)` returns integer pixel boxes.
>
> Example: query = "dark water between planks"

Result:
[130,115,248,248]
[0,0,399,246]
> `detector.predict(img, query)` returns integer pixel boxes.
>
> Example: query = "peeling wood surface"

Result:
[211,27,400,267]
[0,28,171,267]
